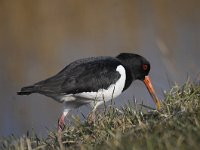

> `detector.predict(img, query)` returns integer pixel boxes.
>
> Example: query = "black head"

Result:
[116,53,150,80]
[116,53,161,110]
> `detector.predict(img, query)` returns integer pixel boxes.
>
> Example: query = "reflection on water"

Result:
[0,1,200,137]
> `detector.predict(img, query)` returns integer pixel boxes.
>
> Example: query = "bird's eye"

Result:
[143,64,148,70]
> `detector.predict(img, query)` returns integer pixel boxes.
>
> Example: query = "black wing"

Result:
[34,56,122,97]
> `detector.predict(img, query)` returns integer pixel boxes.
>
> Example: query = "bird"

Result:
[17,53,160,141]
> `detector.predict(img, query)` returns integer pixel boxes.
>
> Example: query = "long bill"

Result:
[143,76,161,110]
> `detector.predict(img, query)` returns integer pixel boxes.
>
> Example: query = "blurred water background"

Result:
[0,0,200,137]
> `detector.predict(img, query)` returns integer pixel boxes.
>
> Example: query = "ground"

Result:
[1,81,200,150]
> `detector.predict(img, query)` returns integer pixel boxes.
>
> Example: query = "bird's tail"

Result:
[17,85,36,95]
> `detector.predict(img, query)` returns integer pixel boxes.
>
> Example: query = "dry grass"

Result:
[1,81,200,150]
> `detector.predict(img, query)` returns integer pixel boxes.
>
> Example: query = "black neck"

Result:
[122,66,134,91]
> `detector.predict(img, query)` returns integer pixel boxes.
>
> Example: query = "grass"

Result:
[1,81,200,150]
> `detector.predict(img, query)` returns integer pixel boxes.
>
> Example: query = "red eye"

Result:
[143,64,148,70]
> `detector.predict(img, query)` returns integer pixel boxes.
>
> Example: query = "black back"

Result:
[34,56,123,97]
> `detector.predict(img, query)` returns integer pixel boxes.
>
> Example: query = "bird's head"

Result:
[116,53,161,110]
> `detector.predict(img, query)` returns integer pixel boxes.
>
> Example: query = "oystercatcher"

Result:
[17,53,160,136]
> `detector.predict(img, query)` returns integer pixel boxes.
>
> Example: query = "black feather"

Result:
[17,85,36,95]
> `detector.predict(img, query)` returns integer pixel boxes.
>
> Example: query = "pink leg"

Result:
[57,112,68,147]
[58,113,66,132]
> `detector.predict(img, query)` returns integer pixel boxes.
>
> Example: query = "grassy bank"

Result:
[1,81,200,150]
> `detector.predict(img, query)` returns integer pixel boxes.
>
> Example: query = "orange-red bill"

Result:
[143,76,161,110]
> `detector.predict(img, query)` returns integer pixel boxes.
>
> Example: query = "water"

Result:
[0,1,199,137]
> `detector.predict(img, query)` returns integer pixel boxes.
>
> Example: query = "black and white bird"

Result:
[17,53,160,136]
